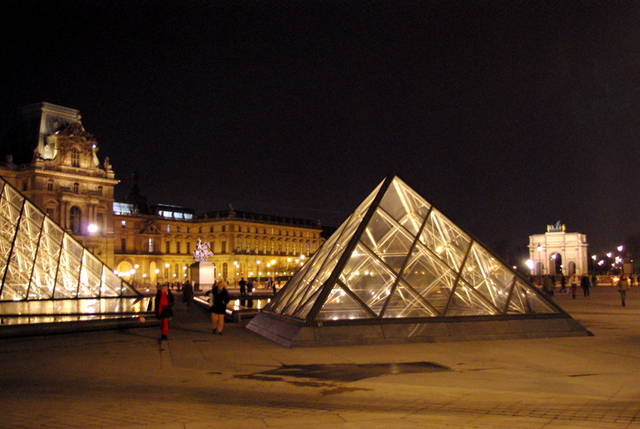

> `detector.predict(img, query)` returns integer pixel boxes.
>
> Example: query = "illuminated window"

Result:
[70,206,82,234]
[148,238,154,252]
[97,213,104,231]
[71,147,80,167]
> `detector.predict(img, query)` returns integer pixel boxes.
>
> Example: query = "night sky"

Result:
[2,0,640,260]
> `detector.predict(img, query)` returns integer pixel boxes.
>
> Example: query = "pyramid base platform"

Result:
[247,311,592,348]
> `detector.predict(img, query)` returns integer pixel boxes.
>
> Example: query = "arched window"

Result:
[70,206,82,234]
[71,147,80,167]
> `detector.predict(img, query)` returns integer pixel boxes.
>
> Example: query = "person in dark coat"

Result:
[238,277,247,296]
[155,285,175,341]
[205,281,230,335]
[542,275,555,299]
[580,274,591,298]
[182,281,194,307]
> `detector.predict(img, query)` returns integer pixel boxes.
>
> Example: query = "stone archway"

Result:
[550,253,563,275]
[116,261,133,280]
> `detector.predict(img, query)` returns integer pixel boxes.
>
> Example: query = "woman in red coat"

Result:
[155,285,174,340]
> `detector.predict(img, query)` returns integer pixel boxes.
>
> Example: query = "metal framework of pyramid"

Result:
[248,175,590,347]
[0,176,152,336]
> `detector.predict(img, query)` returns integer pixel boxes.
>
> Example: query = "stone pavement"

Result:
[1,285,640,429]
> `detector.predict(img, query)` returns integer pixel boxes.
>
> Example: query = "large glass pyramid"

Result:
[0,176,150,333]
[248,175,590,347]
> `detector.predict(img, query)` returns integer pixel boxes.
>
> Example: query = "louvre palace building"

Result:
[0,102,325,289]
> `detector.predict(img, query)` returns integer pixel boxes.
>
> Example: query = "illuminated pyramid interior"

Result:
[248,175,590,347]
[0,176,151,333]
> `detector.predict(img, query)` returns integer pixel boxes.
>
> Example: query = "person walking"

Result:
[542,275,555,299]
[580,274,591,298]
[570,274,578,299]
[182,280,194,307]
[155,285,174,341]
[558,275,567,293]
[206,281,230,335]
[618,274,630,307]
[239,277,247,296]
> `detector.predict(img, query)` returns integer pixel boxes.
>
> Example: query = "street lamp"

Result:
[536,245,544,275]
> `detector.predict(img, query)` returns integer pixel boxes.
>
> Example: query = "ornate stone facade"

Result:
[113,206,323,288]
[0,103,117,266]
[0,103,325,287]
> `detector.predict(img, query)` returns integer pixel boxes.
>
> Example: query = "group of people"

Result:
[154,280,231,340]
[534,273,632,307]
[238,277,279,295]
[537,274,594,300]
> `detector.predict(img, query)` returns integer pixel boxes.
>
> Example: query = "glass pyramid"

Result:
[261,175,560,323]
[0,176,148,328]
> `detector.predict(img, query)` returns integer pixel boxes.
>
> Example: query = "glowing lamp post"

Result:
[536,245,544,275]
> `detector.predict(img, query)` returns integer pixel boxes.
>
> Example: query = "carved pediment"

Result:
[58,122,94,140]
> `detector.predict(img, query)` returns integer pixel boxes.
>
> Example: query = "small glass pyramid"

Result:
[0,176,148,328]
[261,175,560,323]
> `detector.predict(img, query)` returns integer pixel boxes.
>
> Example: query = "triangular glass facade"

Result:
[0,176,146,326]
[263,175,560,324]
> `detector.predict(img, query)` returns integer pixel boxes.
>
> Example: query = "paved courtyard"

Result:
[1,285,639,429]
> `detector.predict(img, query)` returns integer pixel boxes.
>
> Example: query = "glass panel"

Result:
[102,269,124,297]
[4,211,40,300]
[360,209,414,273]
[55,237,83,298]
[292,287,322,319]
[339,243,396,316]
[275,260,317,315]
[3,254,32,300]
[419,208,471,272]
[78,251,103,298]
[271,209,355,316]
[287,239,349,318]
[383,279,438,318]
[461,243,515,312]
[507,280,559,314]
[277,208,363,318]
[0,191,22,232]
[28,218,64,300]
[23,203,44,230]
[378,177,431,234]
[3,185,24,211]
[445,280,500,316]
[42,217,65,243]
[315,283,373,321]
[401,244,459,315]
